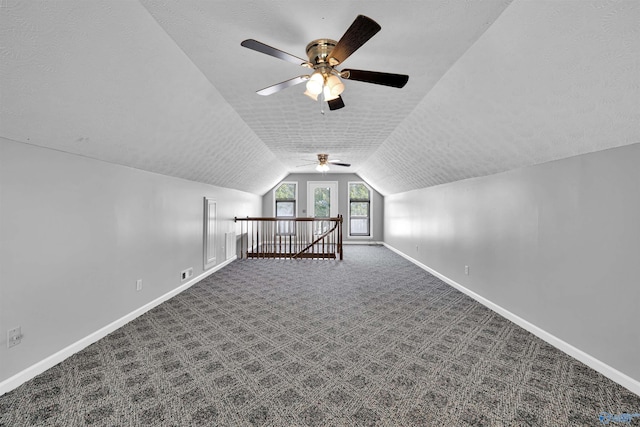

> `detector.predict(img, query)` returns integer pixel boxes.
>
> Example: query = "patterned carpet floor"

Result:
[1,245,638,426]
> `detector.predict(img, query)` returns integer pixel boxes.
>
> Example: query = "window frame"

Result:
[348,181,372,238]
[273,181,298,218]
[273,181,298,236]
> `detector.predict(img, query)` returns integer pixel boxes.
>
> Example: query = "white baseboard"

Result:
[0,256,237,396]
[343,240,383,245]
[382,242,640,396]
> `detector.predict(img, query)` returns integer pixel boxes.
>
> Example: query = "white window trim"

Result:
[348,181,373,239]
[273,181,298,217]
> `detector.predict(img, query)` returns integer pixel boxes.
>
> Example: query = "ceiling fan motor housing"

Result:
[306,39,338,68]
[317,153,329,165]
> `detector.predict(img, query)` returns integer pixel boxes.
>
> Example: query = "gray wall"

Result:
[384,143,640,383]
[0,138,262,384]
[262,173,384,242]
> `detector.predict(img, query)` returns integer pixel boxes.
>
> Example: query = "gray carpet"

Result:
[1,246,638,426]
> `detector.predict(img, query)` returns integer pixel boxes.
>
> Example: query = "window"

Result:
[274,182,296,216]
[349,182,371,237]
[274,182,297,235]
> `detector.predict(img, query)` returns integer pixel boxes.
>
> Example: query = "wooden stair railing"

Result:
[234,216,343,260]
[292,218,341,259]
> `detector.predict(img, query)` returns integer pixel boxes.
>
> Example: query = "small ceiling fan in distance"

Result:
[299,154,351,172]
[241,15,409,110]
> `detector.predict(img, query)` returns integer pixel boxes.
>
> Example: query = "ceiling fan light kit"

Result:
[241,15,409,111]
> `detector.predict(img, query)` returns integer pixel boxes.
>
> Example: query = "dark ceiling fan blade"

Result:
[256,76,308,96]
[241,39,310,66]
[329,161,351,167]
[328,15,381,66]
[327,96,345,110]
[342,69,409,88]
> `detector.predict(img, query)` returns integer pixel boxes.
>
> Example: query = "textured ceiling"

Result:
[1,1,639,195]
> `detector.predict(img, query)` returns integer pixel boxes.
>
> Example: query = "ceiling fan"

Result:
[241,15,409,110]
[300,154,351,172]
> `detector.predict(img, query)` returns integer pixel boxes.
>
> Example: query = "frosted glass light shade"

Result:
[323,86,338,101]
[326,75,344,96]
[306,72,324,95]
[316,164,330,172]
[304,90,318,100]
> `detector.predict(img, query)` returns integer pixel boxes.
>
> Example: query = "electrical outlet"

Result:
[136,279,143,291]
[181,268,193,281]
[7,327,23,348]
[465,265,470,275]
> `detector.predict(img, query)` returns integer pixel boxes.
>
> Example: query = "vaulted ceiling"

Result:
[1,1,638,195]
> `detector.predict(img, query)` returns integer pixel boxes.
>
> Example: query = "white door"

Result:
[307,182,338,234]
[203,198,217,269]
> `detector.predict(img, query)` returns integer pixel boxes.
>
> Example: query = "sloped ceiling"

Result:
[1,1,638,195]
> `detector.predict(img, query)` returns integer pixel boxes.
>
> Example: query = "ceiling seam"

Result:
[361,0,518,193]
[135,0,288,189]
